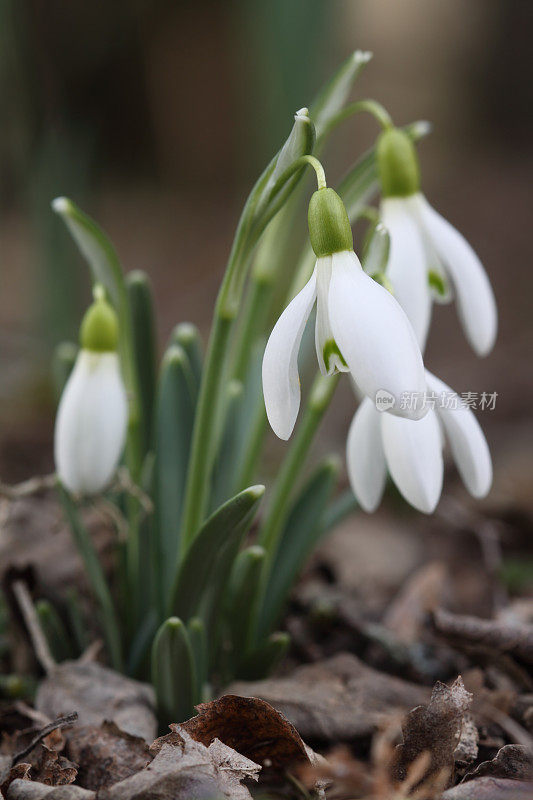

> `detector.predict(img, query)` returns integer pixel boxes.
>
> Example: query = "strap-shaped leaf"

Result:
[35,600,74,662]
[238,632,290,681]
[153,345,196,606]
[226,546,266,663]
[311,50,373,140]
[210,380,244,511]
[171,323,203,402]
[52,342,77,402]
[151,616,196,726]
[127,271,157,454]
[171,485,265,622]
[259,458,338,637]
[187,617,208,703]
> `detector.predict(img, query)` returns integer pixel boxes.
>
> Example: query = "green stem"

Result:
[258,372,340,559]
[182,156,327,544]
[319,99,393,142]
[231,275,271,384]
[58,484,123,670]
[180,312,233,548]
[237,403,269,490]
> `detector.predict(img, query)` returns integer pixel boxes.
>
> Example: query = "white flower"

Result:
[347,371,492,514]
[55,350,128,494]
[262,248,427,440]
[378,129,497,354]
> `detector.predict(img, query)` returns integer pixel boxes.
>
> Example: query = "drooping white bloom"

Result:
[54,291,128,494]
[377,127,497,354]
[262,187,427,441]
[347,371,492,514]
[381,194,497,354]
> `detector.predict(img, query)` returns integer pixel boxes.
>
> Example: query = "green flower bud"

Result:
[80,289,119,352]
[308,188,353,257]
[377,127,420,198]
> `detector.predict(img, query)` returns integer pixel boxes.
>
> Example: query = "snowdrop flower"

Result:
[262,185,427,440]
[377,128,497,353]
[347,371,492,514]
[54,288,128,494]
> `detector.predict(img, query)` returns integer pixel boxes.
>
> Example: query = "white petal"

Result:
[381,409,443,513]
[426,372,492,497]
[346,398,387,512]
[315,256,349,376]
[328,250,427,420]
[381,197,432,349]
[262,270,317,439]
[417,195,497,356]
[54,351,128,494]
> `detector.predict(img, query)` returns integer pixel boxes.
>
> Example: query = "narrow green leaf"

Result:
[153,345,196,606]
[187,617,207,702]
[64,589,89,654]
[58,484,123,670]
[151,616,196,726]
[259,458,338,638]
[210,380,244,511]
[171,323,203,401]
[238,632,290,681]
[323,489,359,533]
[52,197,123,306]
[126,271,157,454]
[171,485,265,623]
[311,50,373,140]
[226,546,266,664]
[35,600,74,662]
[52,342,77,402]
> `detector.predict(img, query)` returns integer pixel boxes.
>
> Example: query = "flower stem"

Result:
[319,99,393,142]
[258,372,340,558]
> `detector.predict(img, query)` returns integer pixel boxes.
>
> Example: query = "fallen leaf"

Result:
[433,608,533,665]
[391,676,473,787]
[98,727,259,800]
[463,744,533,783]
[66,722,150,791]
[36,662,156,742]
[454,714,479,766]
[180,695,310,769]
[31,747,77,787]
[442,776,533,799]
[7,781,94,798]
[383,562,448,644]
[228,652,430,741]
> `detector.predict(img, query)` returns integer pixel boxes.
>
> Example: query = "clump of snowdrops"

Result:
[35,51,495,726]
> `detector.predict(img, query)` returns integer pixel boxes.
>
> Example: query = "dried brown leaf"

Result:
[463,744,533,783]
[31,748,77,787]
[433,609,533,665]
[179,694,310,770]
[383,562,448,644]
[98,727,259,800]
[228,652,430,742]
[35,662,156,742]
[391,676,473,787]
[442,776,533,799]
[7,781,94,798]
[65,722,149,791]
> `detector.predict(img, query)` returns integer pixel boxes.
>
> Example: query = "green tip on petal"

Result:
[308,188,354,257]
[80,291,119,352]
[377,127,421,198]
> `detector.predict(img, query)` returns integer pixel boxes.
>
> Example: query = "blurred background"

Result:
[1,0,532,508]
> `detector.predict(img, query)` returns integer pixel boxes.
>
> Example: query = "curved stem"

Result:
[319,99,393,142]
